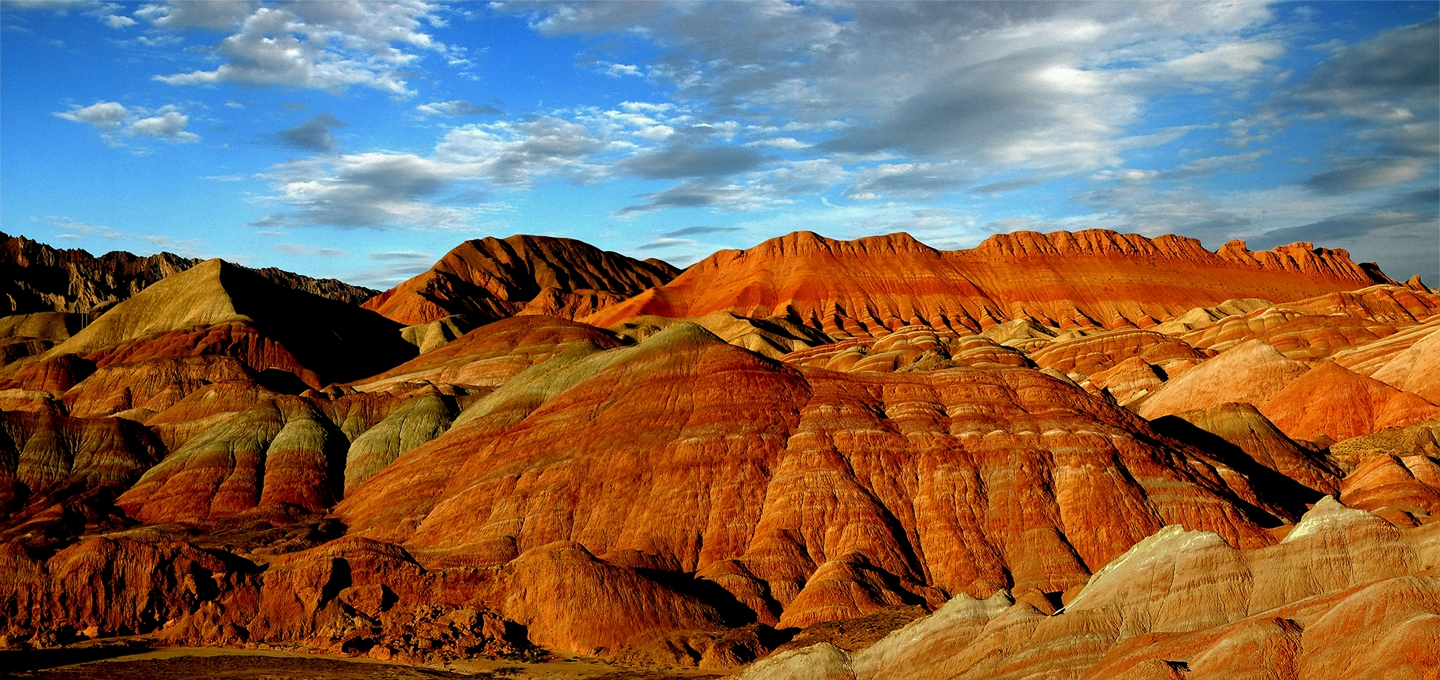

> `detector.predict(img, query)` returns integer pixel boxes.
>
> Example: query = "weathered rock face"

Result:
[0,231,377,317]
[780,325,1028,374]
[337,324,1285,636]
[584,230,1393,339]
[0,405,164,509]
[116,397,352,522]
[1135,339,1311,421]
[361,235,680,326]
[1029,328,1209,378]
[741,498,1440,679]
[1258,361,1440,444]
[1368,324,1440,404]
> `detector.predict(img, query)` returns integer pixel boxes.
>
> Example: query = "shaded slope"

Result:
[19,259,415,389]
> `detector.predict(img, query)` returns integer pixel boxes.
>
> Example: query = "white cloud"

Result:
[135,0,255,31]
[7,0,138,29]
[275,243,349,258]
[41,216,123,239]
[54,101,200,145]
[349,250,436,287]
[140,234,203,256]
[103,13,135,28]
[55,101,129,129]
[1162,42,1285,83]
[153,1,446,97]
[504,0,1282,200]
[128,111,200,142]
[415,100,503,116]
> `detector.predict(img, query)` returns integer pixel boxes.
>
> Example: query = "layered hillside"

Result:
[361,235,681,326]
[585,230,1394,337]
[739,498,1440,679]
[1,231,377,316]
[0,229,1437,676]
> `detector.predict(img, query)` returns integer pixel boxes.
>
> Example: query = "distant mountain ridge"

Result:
[585,229,1397,337]
[0,231,378,316]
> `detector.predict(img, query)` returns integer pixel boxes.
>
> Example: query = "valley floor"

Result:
[0,642,727,680]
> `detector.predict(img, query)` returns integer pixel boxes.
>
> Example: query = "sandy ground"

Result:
[0,642,729,680]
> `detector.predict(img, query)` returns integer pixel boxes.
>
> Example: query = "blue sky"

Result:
[2,0,1437,288]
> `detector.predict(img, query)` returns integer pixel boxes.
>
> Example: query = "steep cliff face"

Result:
[361,235,680,326]
[584,229,1395,338]
[0,231,377,316]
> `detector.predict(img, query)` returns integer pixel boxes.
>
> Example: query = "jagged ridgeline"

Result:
[0,229,1437,676]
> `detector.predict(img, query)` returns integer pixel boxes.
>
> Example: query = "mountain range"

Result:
[0,229,1436,678]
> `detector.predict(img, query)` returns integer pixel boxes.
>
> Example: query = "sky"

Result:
[1,0,1437,289]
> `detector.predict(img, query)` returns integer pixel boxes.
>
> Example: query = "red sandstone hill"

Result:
[583,229,1394,337]
[1,228,1438,675]
[360,235,681,327]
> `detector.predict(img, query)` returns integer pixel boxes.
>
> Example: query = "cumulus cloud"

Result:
[1162,41,1285,83]
[511,0,1278,185]
[153,1,447,97]
[846,162,972,201]
[54,101,199,145]
[55,101,129,129]
[252,112,640,229]
[415,100,504,116]
[135,0,255,31]
[434,116,611,186]
[276,113,347,153]
[617,181,762,215]
[129,111,199,141]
